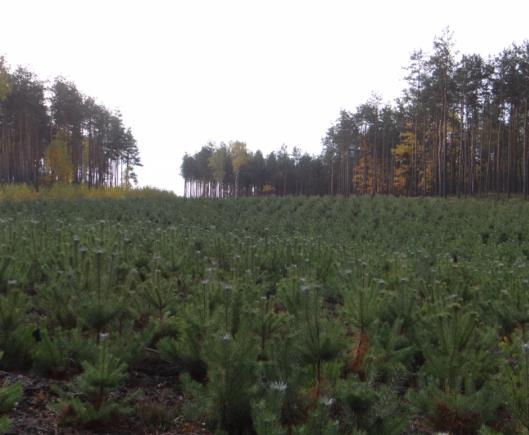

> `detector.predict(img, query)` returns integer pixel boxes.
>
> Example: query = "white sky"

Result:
[1,0,529,194]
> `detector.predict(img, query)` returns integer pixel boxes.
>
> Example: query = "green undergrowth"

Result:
[1,195,529,433]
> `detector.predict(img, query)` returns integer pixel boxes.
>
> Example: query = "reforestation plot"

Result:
[1,195,529,434]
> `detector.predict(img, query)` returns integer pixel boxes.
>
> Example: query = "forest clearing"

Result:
[2,7,529,433]
[1,194,529,434]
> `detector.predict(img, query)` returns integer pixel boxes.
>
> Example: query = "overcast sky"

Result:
[1,0,528,194]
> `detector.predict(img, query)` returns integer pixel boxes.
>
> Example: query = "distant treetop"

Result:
[182,32,529,198]
[0,57,141,190]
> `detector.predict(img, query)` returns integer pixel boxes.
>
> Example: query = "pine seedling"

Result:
[364,318,414,385]
[77,249,122,344]
[0,383,22,434]
[492,279,529,338]
[140,266,176,324]
[417,307,482,392]
[252,294,283,360]
[294,401,339,435]
[0,256,12,294]
[110,321,155,366]
[265,332,309,433]
[276,270,304,317]
[178,373,211,424]
[251,398,284,435]
[411,306,501,432]
[158,306,210,382]
[0,289,34,370]
[62,327,99,369]
[0,351,22,434]
[502,337,529,430]
[37,282,78,329]
[298,283,344,393]
[56,344,132,428]
[334,376,408,435]
[342,282,379,377]
[32,331,69,378]
[75,344,127,409]
[205,332,258,435]
[80,296,121,344]
[410,377,502,434]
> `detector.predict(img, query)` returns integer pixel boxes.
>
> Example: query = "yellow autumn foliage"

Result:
[43,134,74,183]
[230,141,249,172]
[0,184,174,202]
[392,131,414,195]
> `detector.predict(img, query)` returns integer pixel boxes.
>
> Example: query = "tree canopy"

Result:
[182,31,529,198]
[0,59,141,189]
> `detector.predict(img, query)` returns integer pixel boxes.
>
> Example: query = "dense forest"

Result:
[0,57,141,189]
[182,31,529,198]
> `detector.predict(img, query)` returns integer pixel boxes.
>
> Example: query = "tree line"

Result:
[0,57,141,190]
[181,141,327,198]
[182,30,529,198]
